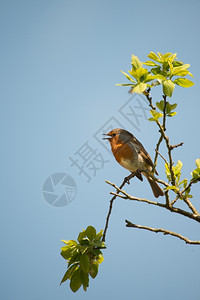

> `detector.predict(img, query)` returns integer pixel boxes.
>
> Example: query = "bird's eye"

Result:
[112,133,116,137]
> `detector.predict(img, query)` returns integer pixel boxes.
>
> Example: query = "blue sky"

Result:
[1,0,200,299]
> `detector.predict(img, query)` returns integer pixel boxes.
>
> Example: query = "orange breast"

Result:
[111,142,134,164]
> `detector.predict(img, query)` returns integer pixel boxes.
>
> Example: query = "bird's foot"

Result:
[135,169,143,181]
[124,172,137,184]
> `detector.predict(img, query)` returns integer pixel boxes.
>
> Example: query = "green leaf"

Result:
[156,100,164,111]
[129,67,148,81]
[97,254,104,264]
[166,102,177,114]
[68,252,81,267]
[89,263,99,279]
[173,70,189,77]
[143,60,159,66]
[137,68,149,81]
[60,263,78,285]
[61,240,77,246]
[164,102,177,117]
[147,51,161,62]
[157,52,163,60]
[179,179,188,189]
[70,269,82,293]
[116,83,135,86]
[172,64,193,77]
[173,60,183,67]
[86,226,96,241]
[169,103,177,111]
[151,67,161,75]
[148,109,163,121]
[151,67,167,77]
[80,253,90,273]
[79,239,90,246]
[168,61,174,74]
[121,71,136,83]
[78,230,87,243]
[165,185,178,192]
[146,74,166,81]
[174,160,183,176]
[95,229,103,241]
[163,79,175,97]
[161,52,172,60]
[191,169,200,179]
[165,163,171,179]
[133,82,147,94]
[93,240,106,248]
[165,103,171,114]
[195,159,200,168]
[91,248,102,256]
[131,54,143,70]
[61,247,76,260]
[168,53,177,62]
[79,270,89,288]
[167,112,177,117]
[174,78,194,88]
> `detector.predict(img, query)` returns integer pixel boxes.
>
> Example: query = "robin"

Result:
[103,128,164,198]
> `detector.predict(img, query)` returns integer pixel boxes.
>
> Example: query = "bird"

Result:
[103,128,164,198]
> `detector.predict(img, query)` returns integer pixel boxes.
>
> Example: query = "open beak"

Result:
[102,133,111,141]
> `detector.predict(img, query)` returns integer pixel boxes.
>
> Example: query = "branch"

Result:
[106,181,200,223]
[102,173,136,242]
[125,220,200,245]
[157,120,176,185]
[145,89,176,185]
[146,88,163,171]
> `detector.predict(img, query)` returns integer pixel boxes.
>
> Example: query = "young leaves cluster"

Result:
[191,159,200,181]
[165,159,200,200]
[117,52,194,97]
[165,160,187,195]
[60,226,105,293]
[148,100,177,122]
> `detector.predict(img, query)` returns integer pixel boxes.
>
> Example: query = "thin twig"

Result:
[170,142,184,150]
[170,178,200,215]
[177,177,200,201]
[145,90,176,185]
[155,149,168,165]
[153,136,164,172]
[182,198,199,215]
[125,220,200,245]
[102,173,136,242]
[162,94,167,132]
[157,120,176,186]
[165,190,170,208]
[146,88,163,172]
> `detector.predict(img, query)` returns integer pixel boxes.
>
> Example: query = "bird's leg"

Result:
[135,169,143,181]
[124,172,137,184]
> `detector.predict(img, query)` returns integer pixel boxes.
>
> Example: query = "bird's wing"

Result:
[131,136,154,169]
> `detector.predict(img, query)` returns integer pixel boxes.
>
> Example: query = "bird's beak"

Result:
[102,133,111,141]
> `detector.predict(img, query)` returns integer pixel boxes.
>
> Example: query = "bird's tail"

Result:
[143,174,164,198]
